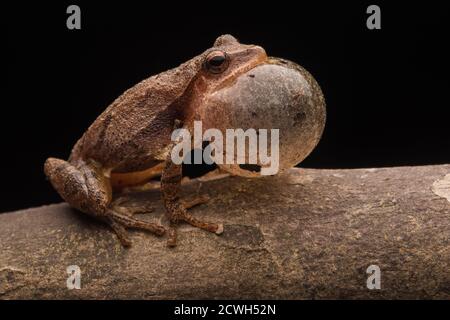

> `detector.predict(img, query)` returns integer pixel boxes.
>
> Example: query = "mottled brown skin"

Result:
[44,35,268,247]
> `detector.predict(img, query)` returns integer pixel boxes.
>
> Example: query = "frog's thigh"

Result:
[44,157,111,215]
[110,162,165,189]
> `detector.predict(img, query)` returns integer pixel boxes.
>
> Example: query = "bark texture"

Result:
[1,165,450,299]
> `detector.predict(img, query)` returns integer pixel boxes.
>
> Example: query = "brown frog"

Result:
[44,34,326,247]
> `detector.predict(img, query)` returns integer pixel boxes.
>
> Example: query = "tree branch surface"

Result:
[1,165,450,299]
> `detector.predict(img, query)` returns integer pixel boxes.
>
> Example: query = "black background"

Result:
[3,1,450,212]
[1,300,446,319]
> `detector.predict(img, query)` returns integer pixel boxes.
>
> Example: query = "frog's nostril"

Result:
[239,164,261,172]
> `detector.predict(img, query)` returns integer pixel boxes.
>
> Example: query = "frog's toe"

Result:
[107,209,166,245]
[108,219,133,247]
[215,223,224,235]
[112,201,155,217]
[182,194,210,209]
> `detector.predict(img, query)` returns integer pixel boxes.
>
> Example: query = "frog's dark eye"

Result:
[204,51,229,74]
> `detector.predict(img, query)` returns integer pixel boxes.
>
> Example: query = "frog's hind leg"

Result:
[44,157,108,214]
[44,157,165,247]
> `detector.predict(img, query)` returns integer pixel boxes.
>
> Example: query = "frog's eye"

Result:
[204,51,229,74]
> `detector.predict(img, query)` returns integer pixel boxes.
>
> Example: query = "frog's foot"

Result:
[181,194,210,210]
[128,207,155,215]
[106,210,166,247]
[166,197,223,247]
[111,196,156,216]
[117,194,206,215]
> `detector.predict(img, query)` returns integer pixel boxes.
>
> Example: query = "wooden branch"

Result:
[1,165,450,299]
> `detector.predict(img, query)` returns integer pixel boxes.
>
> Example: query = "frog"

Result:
[44,34,326,247]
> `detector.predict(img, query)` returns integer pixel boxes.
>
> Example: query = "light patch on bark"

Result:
[288,173,314,185]
[432,173,450,202]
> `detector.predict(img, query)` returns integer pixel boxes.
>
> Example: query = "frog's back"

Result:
[71,55,203,172]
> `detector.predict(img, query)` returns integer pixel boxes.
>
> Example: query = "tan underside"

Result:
[110,162,165,190]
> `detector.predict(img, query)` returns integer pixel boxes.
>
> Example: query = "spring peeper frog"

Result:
[44,34,326,247]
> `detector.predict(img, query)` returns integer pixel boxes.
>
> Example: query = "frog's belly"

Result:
[109,141,171,189]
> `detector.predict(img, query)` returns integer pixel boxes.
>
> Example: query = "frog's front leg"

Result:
[161,133,223,247]
[44,158,165,247]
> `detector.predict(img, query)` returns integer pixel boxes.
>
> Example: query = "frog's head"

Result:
[199,34,268,92]
[194,41,326,178]
[189,35,326,178]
